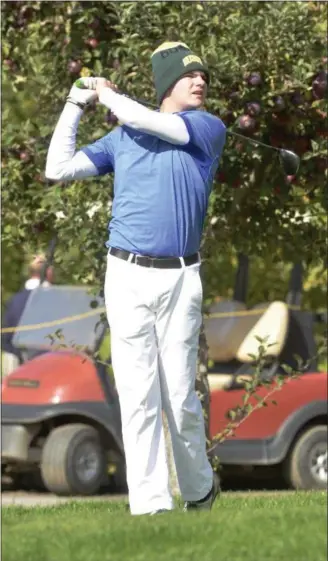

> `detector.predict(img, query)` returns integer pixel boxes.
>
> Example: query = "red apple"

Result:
[247,72,262,86]
[274,96,286,112]
[19,151,30,162]
[86,38,99,49]
[237,114,257,132]
[68,60,82,74]
[245,102,261,117]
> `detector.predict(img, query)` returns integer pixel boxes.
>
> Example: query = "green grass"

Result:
[2,492,327,561]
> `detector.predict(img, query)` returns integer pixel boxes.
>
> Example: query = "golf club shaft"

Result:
[226,131,280,152]
[127,95,281,152]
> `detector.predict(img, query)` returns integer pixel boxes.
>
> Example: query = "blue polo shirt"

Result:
[81,110,226,257]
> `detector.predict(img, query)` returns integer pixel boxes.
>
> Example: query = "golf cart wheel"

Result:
[284,425,327,490]
[41,423,106,495]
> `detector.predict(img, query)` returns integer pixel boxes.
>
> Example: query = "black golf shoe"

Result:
[183,472,220,512]
[149,509,171,515]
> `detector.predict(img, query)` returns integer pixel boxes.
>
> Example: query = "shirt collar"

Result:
[24,279,51,290]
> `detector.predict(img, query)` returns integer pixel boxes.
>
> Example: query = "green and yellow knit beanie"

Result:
[151,41,210,104]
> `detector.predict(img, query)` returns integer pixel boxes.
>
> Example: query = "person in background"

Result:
[1,254,54,376]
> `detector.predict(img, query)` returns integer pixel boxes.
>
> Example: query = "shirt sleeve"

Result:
[179,111,226,160]
[80,133,115,176]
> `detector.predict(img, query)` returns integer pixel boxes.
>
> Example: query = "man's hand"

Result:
[95,78,119,98]
[67,77,99,107]
[67,77,120,110]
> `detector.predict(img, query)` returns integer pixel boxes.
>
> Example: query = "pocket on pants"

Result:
[188,264,203,302]
[104,254,127,322]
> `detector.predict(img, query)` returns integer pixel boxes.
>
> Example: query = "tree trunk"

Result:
[163,412,180,496]
[196,320,211,446]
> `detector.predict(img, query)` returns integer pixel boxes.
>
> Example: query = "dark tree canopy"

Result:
[2,1,327,309]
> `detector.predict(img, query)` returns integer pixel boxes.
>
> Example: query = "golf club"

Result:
[75,80,301,176]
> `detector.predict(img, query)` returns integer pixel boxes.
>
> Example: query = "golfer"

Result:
[46,41,226,515]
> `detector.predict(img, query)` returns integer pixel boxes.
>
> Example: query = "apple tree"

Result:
[2,2,327,429]
[2,1,326,303]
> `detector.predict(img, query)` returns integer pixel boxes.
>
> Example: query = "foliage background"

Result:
[1,1,327,319]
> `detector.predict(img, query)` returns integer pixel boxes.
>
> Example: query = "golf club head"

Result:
[279,149,300,176]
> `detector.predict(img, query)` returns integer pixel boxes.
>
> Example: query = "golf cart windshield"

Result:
[12,285,106,354]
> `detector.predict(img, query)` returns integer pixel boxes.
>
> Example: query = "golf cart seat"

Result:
[236,301,289,362]
[207,301,289,391]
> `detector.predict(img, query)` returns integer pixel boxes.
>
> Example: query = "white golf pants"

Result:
[105,253,213,515]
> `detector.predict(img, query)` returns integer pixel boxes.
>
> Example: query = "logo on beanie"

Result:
[152,41,189,59]
[183,55,203,66]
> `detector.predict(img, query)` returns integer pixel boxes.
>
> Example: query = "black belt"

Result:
[109,247,200,269]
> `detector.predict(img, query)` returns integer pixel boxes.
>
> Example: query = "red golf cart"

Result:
[205,257,327,490]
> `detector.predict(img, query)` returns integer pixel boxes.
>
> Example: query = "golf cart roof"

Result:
[12,285,106,354]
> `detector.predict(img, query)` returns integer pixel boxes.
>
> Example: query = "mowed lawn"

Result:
[2,492,327,561]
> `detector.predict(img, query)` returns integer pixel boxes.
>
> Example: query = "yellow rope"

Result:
[1,307,106,333]
[0,305,301,334]
[208,304,300,319]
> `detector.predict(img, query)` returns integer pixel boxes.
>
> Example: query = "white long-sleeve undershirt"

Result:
[45,103,97,181]
[98,88,189,144]
[45,92,190,182]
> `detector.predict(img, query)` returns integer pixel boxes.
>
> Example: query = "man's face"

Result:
[168,70,208,110]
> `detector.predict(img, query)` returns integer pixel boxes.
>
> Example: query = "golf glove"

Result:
[67,77,98,109]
